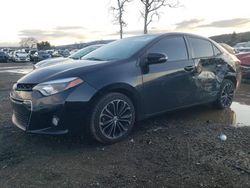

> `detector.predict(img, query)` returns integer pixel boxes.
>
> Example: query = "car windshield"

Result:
[69,45,101,60]
[82,35,158,61]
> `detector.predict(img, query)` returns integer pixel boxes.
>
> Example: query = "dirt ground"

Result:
[0,63,249,188]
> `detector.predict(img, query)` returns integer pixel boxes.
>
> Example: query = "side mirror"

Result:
[146,53,168,65]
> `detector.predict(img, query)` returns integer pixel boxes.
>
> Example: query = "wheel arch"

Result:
[89,83,143,121]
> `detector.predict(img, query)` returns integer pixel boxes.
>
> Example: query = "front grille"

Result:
[11,98,32,128]
[14,111,30,127]
[16,83,36,91]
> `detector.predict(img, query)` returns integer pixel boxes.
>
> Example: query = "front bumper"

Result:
[15,57,30,62]
[10,83,97,135]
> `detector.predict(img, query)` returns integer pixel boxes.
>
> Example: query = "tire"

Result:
[90,92,135,144]
[214,79,235,109]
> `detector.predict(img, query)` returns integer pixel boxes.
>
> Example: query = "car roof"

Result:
[125,32,211,41]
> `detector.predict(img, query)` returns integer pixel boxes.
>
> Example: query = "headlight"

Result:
[33,77,83,96]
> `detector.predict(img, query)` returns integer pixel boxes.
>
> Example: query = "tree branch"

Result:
[110,0,132,38]
[141,0,180,34]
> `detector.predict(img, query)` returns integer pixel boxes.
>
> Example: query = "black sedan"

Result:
[10,33,241,144]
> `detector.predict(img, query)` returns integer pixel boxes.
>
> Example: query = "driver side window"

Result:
[148,37,188,62]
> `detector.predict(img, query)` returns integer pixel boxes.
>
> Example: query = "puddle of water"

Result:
[231,102,250,127]
[154,84,250,128]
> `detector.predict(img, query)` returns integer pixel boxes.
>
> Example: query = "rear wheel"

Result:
[90,92,135,144]
[214,79,235,109]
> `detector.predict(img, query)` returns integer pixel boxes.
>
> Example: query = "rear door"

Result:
[187,36,222,103]
[141,35,197,115]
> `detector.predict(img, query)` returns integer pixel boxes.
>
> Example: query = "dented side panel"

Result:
[193,56,230,102]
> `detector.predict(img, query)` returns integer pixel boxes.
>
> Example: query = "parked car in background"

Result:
[7,50,14,60]
[51,50,62,57]
[12,51,30,62]
[10,33,241,144]
[70,49,79,55]
[8,51,15,61]
[220,43,250,79]
[34,44,104,69]
[61,49,70,57]
[36,51,51,61]
[52,49,70,57]
[29,49,38,62]
[234,41,250,52]
[0,51,8,63]
[2,48,10,54]
[236,52,250,79]
[45,50,54,56]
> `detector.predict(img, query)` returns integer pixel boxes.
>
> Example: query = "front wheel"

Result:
[214,79,235,109]
[90,92,135,144]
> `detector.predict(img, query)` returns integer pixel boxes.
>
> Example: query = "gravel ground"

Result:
[0,63,249,188]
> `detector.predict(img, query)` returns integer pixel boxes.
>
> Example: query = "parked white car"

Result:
[13,51,30,62]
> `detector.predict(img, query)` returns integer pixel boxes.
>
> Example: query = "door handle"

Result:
[184,65,195,72]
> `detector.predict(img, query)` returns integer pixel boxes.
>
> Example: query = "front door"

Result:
[141,36,197,115]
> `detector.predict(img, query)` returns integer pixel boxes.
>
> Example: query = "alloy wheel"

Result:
[220,82,234,108]
[99,99,133,139]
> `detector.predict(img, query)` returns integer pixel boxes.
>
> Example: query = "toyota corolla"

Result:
[10,33,241,144]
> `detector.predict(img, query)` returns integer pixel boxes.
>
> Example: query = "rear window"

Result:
[189,37,214,58]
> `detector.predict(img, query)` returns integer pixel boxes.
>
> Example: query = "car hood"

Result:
[18,60,111,84]
[35,57,70,68]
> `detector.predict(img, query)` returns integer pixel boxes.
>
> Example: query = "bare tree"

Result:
[111,0,132,39]
[19,37,38,48]
[140,0,179,34]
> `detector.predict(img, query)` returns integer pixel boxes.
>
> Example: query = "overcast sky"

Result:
[0,0,250,46]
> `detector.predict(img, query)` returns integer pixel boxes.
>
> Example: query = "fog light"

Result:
[52,116,59,126]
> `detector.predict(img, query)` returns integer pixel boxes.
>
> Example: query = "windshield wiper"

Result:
[85,57,104,61]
